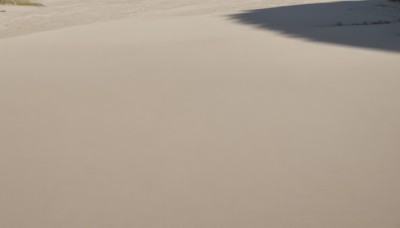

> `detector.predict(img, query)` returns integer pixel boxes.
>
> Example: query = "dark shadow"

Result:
[230,0,400,52]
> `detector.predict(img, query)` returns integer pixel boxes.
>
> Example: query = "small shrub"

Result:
[0,0,43,6]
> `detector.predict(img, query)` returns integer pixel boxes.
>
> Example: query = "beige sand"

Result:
[0,0,339,38]
[1,1,400,227]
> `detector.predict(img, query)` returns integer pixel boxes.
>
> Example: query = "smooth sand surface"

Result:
[0,0,335,38]
[1,1,400,227]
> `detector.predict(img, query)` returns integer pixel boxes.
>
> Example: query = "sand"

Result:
[1,0,400,227]
[0,0,341,38]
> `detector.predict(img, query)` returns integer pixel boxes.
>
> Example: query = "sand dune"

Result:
[1,0,400,227]
[0,0,338,38]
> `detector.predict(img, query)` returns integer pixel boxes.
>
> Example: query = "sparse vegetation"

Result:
[334,19,400,27]
[0,0,43,6]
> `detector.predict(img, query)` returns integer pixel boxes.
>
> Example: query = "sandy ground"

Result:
[1,0,400,228]
[0,0,339,38]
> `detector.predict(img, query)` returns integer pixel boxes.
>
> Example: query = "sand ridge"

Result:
[0,0,340,38]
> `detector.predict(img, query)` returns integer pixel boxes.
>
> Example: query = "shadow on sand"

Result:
[230,0,400,52]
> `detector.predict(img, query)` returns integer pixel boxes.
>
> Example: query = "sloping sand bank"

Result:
[0,0,334,38]
[1,2,400,228]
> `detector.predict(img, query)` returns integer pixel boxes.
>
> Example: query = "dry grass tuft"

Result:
[0,0,43,6]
